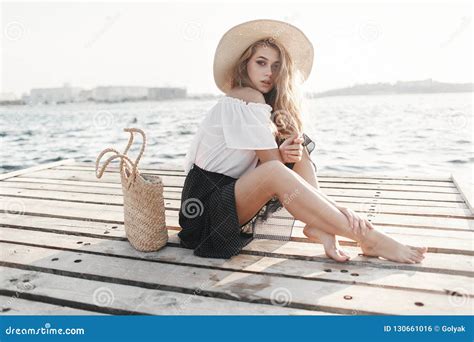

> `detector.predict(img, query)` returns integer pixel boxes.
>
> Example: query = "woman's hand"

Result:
[279,133,305,163]
[335,204,375,236]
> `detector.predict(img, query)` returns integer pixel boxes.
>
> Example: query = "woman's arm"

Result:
[255,148,284,164]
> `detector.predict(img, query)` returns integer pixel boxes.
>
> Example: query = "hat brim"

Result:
[213,19,314,94]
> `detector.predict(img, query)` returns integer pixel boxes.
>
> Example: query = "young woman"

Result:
[179,19,428,263]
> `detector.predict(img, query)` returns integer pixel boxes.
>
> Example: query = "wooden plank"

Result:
[55,165,459,191]
[1,227,473,298]
[59,164,456,185]
[1,193,472,254]
[68,162,454,182]
[0,216,472,276]
[0,214,124,238]
[1,196,471,231]
[69,162,184,172]
[1,186,472,218]
[0,295,106,315]
[0,198,472,255]
[0,242,471,315]
[2,208,471,252]
[3,178,467,208]
[0,267,319,315]
[0,159,75,181]
[452,172,474,214]
[290,226,474,255]
[17,169,460,196]
[240,235,474,278]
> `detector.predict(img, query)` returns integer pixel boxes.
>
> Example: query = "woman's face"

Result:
[246,46,280,94]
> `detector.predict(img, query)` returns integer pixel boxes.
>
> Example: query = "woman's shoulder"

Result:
[225,87,266,105]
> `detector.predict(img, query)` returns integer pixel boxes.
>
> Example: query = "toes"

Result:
[416,253,425,261]
[410,246,428,254]
[340,250,350,258]
[410,253,424,263]
[335,251,350,262]
[326,248,350,262]
[411,252,424,262]
[414,250,426,259]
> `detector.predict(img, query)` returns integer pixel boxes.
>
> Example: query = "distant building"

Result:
[29,83,82,104]
[12,84,190,106]
[148,87,187,100]
[91,86,148,102]
[78,89,93,102]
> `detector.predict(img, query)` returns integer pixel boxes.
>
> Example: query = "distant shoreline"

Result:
[310,90,474,99]
[1,91,472,106]
[1,79,473,106]
[310,79,473,98]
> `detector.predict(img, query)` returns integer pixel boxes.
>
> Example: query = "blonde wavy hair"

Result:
[230,38,305,140]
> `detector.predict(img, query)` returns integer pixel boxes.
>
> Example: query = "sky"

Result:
[1,0,472,97]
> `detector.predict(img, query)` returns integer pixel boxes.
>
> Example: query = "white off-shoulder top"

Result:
[183,96,278,178]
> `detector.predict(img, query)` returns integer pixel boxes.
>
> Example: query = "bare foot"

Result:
[303,226,350,262]
[360,233,428,264]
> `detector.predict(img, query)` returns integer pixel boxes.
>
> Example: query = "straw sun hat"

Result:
[213,19,314,93]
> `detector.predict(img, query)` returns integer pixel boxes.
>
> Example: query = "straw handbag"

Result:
[95,128,168,252]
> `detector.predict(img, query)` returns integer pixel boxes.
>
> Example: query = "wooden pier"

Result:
[0,159,472,315]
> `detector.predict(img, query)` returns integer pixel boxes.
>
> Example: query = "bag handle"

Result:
[121,128,146,171]
[95,147,137,190]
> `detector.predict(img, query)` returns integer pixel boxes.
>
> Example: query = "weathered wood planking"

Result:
[1,216,473,276]
[0,159,76,181]
[1,185,472,218]
[1,242,471,315]
[0,159,473,316]
[3,178,469,209]
[1,227,472,297]
[452,172,474,213]
[0,294,107,315]
[56,165,459,190]
[0,209,472,255]
[60,163,457,183]
[0,267,321,315]
[10,168,463,196]
[2,196,472,232]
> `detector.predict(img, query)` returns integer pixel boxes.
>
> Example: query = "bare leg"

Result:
[292,150,350,262]
[235,160,427,264]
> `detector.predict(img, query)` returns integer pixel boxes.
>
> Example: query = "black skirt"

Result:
[178,133,317,259]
